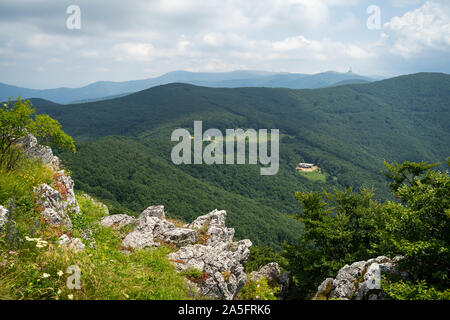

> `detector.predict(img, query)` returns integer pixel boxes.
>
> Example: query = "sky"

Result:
[0,0,449,89]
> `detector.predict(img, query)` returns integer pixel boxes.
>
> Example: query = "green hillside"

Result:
[31,72,450,249]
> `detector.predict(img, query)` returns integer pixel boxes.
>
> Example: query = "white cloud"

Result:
[391,0,424,8]
[383,1,450,57]
[112,42,155,61]
[0,0,448,88]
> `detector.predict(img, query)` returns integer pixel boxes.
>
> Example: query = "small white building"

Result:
[297,163,314,169]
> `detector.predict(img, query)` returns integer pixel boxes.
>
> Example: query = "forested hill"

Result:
[29,72,450,249]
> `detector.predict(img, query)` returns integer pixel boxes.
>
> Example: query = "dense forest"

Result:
[26,72,450,249]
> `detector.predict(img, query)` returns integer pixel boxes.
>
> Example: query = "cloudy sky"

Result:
[0,0,449,88]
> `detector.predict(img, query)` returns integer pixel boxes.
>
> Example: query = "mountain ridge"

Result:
[0,70,374,104]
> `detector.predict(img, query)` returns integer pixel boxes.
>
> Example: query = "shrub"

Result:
[0,98,75,170]
[238,277,279,300]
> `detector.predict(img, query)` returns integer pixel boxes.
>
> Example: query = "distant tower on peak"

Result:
[348,66,353,74]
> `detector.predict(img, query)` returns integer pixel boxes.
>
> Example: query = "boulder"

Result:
[168,239,252,300]
[34,184,73,229]
[53,171,80,215]
[121,215,174,250]
[33,169,83,230]
[139,205,165,220]
[188,209,234,245]
[58,234,85,251]
[159,228,198,247]
[135,216,174,235]
[121,230,157,250]
[314,255,405,300]
[100,214,136,229]
[249,262,291,299]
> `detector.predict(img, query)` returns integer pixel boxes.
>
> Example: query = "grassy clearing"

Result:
[296,170,327,183]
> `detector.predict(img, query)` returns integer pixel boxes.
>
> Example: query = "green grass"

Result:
[296,170,327,183]
[0,157,53,205]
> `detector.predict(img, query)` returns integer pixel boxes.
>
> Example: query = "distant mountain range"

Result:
[0,70,374,104]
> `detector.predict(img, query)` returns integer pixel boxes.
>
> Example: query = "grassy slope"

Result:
[0,158,190,300]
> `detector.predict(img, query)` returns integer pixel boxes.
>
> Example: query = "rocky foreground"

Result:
[101,207,270,299]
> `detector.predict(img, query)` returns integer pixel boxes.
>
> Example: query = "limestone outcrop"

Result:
[100,214,136,229]
[17,134,60,169]
[33,172,81,229]
[168,209,251,300]
[101,206,252,300]
[314,255,406,300]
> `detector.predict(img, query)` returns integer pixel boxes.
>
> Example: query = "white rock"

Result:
[117,207,254,300]
[17,134,60,168]
[34,184,73,229]
[121,230,158,250]
[58,234,85,251]
[315,255,405,300]
[139,205,165,220]
[159,228,198,247]
[53,172,81,215]
[188,209,234,245]
[168,238,252,300]
[100,214,136,229]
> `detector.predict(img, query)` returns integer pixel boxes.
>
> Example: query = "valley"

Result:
[24,72,450,250]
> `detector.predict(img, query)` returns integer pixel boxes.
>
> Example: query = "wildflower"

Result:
[67,294,73,300]
[42,273,51,278]
[57,270,64,277]
[25,236,48,248]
